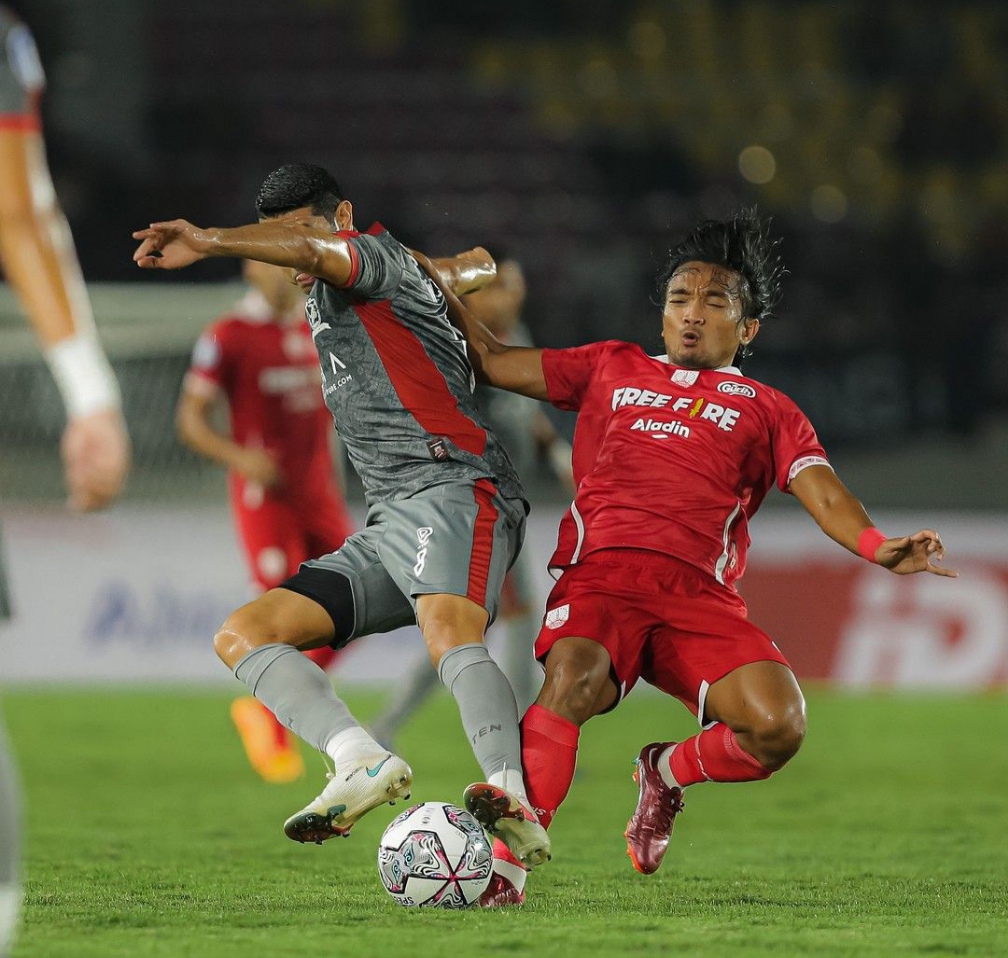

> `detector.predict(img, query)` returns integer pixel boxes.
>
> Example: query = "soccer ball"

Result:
[377,801,493,908]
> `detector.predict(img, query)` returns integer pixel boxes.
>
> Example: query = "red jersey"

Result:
[541,340,829,591]
[185,291,336,509]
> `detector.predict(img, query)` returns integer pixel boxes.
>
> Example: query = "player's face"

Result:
[661,261,759,369]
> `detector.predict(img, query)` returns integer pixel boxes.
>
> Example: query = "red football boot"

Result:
[624,742,686,875]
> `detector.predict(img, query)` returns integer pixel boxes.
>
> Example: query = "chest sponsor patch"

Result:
[717,380,757,399]
[545,604,570,630]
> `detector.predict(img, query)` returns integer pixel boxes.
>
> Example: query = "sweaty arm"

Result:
[133,218,356,287]
[413,250,549,400]
[790,464,955,577]
[421,246,496,296]
[175,385,281,487]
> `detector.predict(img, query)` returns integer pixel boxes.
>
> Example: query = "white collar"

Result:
[651,354,742,376]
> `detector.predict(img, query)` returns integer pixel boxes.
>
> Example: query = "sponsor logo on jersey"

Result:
[717,380,757,399]
[612,386,741,431]
[631,418,691,439]
[545,604,569,629]
[414,527,434,575]
[671,369,700,388]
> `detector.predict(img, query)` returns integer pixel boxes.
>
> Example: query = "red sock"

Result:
[669,723,773,786]
[521,704,580,831]
[304,646,339,670]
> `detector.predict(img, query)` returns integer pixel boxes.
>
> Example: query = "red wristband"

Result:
[857,527,887,563]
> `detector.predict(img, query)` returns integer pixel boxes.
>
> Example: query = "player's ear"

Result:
[334,200,354,231]
[740,317,760,346]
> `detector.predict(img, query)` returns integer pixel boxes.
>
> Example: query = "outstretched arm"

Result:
[790,465,956,577]
[132,218,357,287]
[413,250,549,400]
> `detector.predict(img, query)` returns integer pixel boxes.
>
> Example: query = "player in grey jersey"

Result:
[369,256,574,747]
[133,163,551,871]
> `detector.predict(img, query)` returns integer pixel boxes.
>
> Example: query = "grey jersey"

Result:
[0,7,44,117]
[475,323,541,477]
[309,224,526,509]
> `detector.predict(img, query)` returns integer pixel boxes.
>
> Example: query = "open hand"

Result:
[133,220,212,269]
[876,530,957,577]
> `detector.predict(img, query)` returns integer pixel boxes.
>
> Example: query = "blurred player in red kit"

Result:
[419,208,956,906]
[177,259,355,783]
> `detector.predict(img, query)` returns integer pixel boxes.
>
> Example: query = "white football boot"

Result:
[283,753,413,844]
[463,782,552,868]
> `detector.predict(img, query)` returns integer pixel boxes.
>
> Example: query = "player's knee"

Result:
[750,703,806,769]
[537,640,613,725]
[212,600,285,667]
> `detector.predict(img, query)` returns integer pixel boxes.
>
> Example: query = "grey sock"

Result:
[370,653,441,750]
[233,643,360,755]
[438,643,520,781]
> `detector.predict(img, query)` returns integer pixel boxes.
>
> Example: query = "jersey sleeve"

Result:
[185,321,236,397]
[337,228,403,300]
[771,392,831,492]
[541,341,615,412]
[0,13,45,122]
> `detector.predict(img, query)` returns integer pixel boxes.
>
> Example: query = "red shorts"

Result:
[535,549,790,723]
[231,481,354,592]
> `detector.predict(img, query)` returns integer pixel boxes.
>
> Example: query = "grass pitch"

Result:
[4,685,1007,957]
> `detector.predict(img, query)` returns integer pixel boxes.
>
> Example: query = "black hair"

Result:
[254,163,345,226]
[657,208,785,324]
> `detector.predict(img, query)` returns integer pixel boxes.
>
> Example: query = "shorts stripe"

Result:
[466,479,498,608]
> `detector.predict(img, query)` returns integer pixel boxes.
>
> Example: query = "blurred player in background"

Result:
[369,254,573,748]
[177,259,355,784]
[133,163,552,871]
[420,208,955,907]
[0,6,130,953]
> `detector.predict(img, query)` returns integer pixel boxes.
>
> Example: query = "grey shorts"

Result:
[282,480,526,646]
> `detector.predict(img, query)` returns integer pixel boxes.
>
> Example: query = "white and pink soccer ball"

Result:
[377,801,493,908]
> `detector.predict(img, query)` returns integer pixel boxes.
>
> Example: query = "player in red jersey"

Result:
[417,209,956,906]
[177,259,355,783]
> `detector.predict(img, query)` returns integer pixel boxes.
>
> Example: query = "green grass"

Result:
[4,686,1007,957]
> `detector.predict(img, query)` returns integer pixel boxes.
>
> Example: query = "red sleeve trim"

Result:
[333,230,361,287]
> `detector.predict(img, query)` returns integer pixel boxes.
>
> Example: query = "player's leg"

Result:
[368,549,543,752]
[228,499,312,783]
[377,481,550,868]
[0,716,21,958]
[214,529,416,843]
[625,562,802,874]
[482,556,641,907]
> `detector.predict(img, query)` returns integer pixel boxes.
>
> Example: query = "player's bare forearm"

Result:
[424,247,496,296]
[790,464,956,577]
[414,250,549,400]
[133,219,354,285]
[790,465,875,554]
